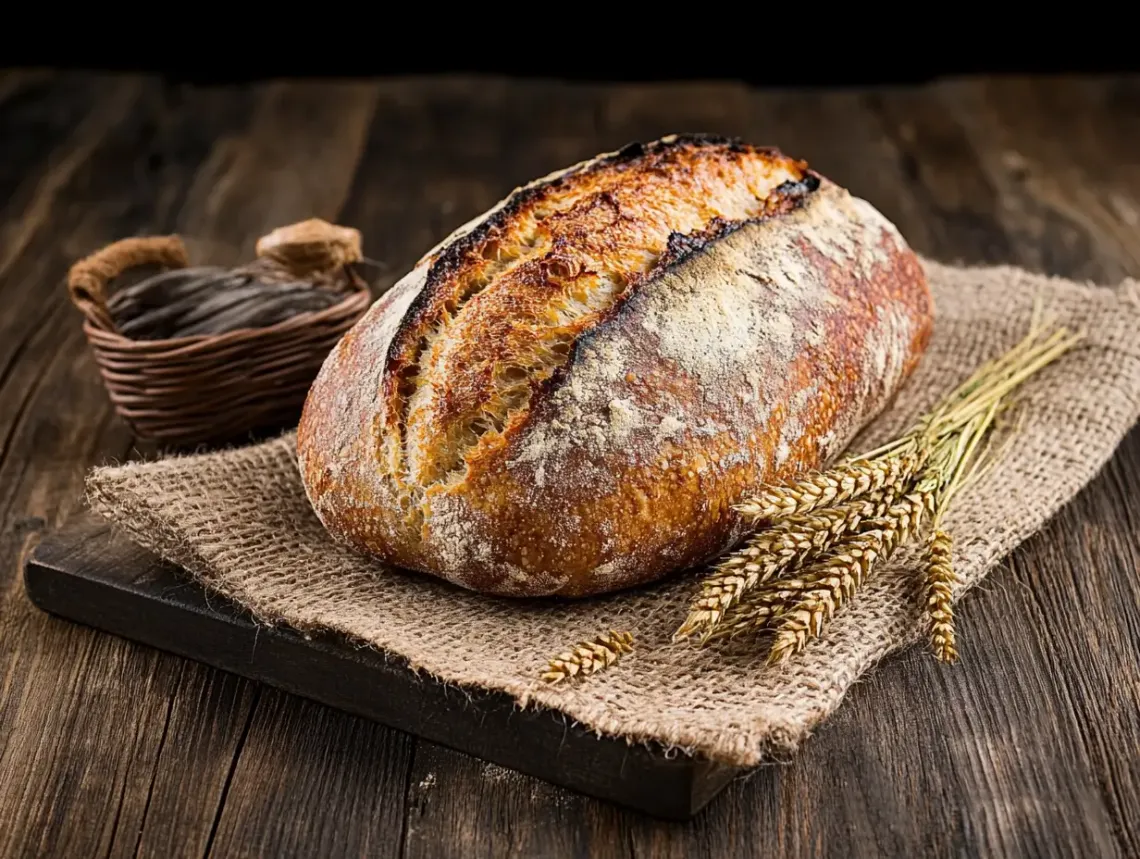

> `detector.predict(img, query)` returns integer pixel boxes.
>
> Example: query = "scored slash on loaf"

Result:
[297,134,933,598]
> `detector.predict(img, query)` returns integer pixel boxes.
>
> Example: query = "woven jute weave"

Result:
[86,259,1140,767]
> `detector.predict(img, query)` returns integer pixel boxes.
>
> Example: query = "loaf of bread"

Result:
[297,134,933,598]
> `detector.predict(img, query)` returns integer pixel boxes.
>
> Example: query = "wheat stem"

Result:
[924,331,1082,440]
[934,402,1000,525]
[839,433,921,466]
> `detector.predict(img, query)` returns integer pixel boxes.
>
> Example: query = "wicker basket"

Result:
[67,219,372,447]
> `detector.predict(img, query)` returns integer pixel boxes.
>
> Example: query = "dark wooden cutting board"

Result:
[23,512,743,820]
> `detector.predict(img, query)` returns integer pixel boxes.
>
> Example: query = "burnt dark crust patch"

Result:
[650,172,821,274]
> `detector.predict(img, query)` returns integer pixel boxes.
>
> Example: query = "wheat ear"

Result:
[767,490,932,665]
[735,451,920,522]
[702,584,801,642]
[675,490,902,640]
[923,530,958,663]
[541,630,634,684]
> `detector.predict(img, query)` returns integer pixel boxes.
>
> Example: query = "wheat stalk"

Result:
[923,530,958,663]
[760,411,988,664]
[674,489,903,640]
[715,401,996,659]
[677,319,1082,665]
[541,630,634,684]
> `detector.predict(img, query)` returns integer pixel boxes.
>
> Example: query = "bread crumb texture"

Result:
[296,134,932,597]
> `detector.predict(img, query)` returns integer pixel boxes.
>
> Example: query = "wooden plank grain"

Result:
[402,742,595,859]
[0,76,269,859]
[177,79,379,266]
[0,74,181,859]
[153,79,419,859]
[0,72,106,270]
[738,85,937,258]
[861,85,1018,265]
[119,668,256,859]
[924,76,1140,858]
[201,691,412,859]
[937,76,1140,284]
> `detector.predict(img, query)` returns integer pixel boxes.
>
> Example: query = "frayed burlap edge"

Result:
[85,259,1140,767]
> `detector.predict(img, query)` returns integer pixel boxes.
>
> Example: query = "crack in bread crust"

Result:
[381,137,817,508]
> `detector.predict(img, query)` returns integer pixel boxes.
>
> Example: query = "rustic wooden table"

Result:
[1,71,1138,859]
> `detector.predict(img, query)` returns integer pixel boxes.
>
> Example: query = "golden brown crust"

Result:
[386,136,810,491]
[297,135,933,597]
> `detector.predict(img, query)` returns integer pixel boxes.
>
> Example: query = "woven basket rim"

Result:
[82,279,372,353]
[67,223,376,446]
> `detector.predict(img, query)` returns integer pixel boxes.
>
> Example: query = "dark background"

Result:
[8,28,1138,86]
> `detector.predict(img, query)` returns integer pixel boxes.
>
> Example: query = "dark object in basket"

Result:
[107,268,351,340]
[66,219,372,447]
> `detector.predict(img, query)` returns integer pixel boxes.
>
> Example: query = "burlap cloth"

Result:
[86,259,1140,767]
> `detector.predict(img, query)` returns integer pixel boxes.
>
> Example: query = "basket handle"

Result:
[255,219,363,278]
[67,235,189,331]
